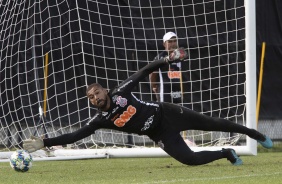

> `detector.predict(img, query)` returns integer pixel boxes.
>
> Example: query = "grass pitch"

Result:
[1,152,282,184]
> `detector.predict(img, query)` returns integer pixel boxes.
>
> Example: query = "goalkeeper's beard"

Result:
[98,98,108,110]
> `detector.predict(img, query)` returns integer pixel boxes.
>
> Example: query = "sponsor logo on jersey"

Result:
[112,95,118,103]
[112,106,119,113]
[102,112,108,116]
[141,115,154,131]
[114,105,136,127]
[167,71,181,79]
[111,113,120,121]
[106,113,112,120]
[116,96,127,107]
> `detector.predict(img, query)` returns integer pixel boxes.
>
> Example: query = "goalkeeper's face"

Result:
[87,86,109,111]
[164,37,178,53]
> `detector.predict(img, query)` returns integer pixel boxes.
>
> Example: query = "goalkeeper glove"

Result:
[23,136,44,153]
[165,47,188,63]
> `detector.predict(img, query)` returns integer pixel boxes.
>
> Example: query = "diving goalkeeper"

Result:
[23,48,273,166]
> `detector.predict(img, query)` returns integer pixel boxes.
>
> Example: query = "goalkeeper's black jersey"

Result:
[86,85,162,137]
[44,59,169,147]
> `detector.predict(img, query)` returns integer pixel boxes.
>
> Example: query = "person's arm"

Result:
[43,124,96,147]
[149,72,160,101]
[23,117,100,152]
[116,58,168,93]
[116,48,187,93]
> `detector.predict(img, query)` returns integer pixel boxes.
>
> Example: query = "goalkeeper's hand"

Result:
[23,136,44,153]
[165,47,188,63]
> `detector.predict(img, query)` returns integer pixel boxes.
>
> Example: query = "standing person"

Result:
[150,31,183,103]
[23,48,273,166]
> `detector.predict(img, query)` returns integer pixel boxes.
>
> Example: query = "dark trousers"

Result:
[155,102,261,165]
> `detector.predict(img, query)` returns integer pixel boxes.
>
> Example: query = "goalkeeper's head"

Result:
[86,83,110,111]
[163,32,178,54]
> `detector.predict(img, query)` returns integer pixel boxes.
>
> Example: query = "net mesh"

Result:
[0,0,247,154]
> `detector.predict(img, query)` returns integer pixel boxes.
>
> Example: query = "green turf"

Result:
[1,152,281,184]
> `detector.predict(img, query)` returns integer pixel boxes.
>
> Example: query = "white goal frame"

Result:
[0,0,256,161]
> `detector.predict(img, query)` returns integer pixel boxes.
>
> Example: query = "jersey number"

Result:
[114,105,136,127]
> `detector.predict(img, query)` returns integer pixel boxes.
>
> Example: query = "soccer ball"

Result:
[10,150,33,172]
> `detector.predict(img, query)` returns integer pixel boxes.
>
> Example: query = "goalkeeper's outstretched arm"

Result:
[115,48,188,93]
[23,124,97,152]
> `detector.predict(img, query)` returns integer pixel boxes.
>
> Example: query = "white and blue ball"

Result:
[10,150,33,172]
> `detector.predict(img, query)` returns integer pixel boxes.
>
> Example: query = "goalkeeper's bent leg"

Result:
[158,133,231,166]
[160,102,270,144]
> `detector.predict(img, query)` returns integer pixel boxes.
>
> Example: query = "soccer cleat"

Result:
[169,47,188,61]
[258,135,273,149]
[222,148,243,166]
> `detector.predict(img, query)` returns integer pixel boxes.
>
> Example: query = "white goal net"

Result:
[0,0,256,160]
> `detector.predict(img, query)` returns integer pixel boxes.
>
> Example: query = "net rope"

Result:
[0,0,247,156]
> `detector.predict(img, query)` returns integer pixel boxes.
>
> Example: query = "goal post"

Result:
[0,0,257,160]
[245,0,257,155]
